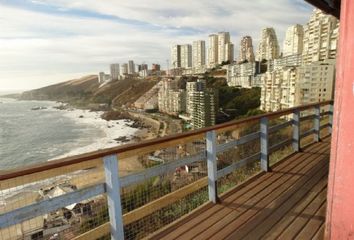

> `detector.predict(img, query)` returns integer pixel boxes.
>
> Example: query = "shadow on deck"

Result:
[149,137,331,240]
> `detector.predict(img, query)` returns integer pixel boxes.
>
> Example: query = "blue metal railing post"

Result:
[104,155,125,240]
[260,117,270,172]
[206,130,218,203]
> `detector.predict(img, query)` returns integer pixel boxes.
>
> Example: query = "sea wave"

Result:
[47,106,140,160]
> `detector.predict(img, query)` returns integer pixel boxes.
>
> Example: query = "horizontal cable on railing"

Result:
[216,132,260,154]
[300,114,316,122]
[320,123,332,130]
[268,120,293,134]
[217,152,261,179]
[120,152,206,188]
[269,139,293,154]
[301,128,316,138]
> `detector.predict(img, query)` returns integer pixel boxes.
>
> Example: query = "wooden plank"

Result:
[170,142,330,240]
[222,161,329,240]
[241,173,328,239]
[152,142,328,240]
[191,143,330,240]
[120,152,206,188]
[312,223,325,240]
[268,120,293,134]
[73,222,110,240]
[295,201,327,240]
[0,159,102,191]
[260,117,270,172]
[103,155,124,240]
[216,132,260,154]
[261,184,327,239]
[228,169,328,240]
[206,130,218,203]
[123,177,207,225]
[217,152,261,179]
[0,183,105,229]
[278,183,328,239]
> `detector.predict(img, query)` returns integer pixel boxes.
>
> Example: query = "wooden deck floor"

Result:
[149,138,331,240]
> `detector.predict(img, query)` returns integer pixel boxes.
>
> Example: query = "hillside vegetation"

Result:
[20,75,157,109]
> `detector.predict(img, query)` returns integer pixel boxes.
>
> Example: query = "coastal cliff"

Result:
[20,75,157,109]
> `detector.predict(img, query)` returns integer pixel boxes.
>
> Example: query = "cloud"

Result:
[0,0,313,90]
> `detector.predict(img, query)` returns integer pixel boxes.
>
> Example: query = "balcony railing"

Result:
[0,100,333,240]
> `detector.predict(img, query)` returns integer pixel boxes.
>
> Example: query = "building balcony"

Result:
[0,101,333,240]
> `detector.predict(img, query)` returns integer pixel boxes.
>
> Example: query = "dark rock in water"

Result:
[79,115,84,118]
[114,136,129,143]
[31,106,47,110]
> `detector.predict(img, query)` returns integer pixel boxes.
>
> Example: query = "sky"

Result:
[0,0,314,91]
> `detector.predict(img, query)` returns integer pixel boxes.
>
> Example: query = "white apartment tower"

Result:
[256,28,280,61]
[192,40,206,67]
[302,9,339,64]
[208,34,219,67]
[128,60,135,74]
[218,32,234,64]
[260,67,299,112]
[120,64,128,78]
[110,63,120,81]
[180,44,192,68]
[186,80,218,129]
[239,36,255,62]
[171,45,181,68]
[158,79,186,115]
[297,59,336,104]
[283,24,304,57]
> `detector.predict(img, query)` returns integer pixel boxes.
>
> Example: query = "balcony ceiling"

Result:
[305,0,341,18]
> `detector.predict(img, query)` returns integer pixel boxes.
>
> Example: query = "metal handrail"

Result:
[0,100,333,181]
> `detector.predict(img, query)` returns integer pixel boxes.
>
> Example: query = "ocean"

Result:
[0,98,139,171]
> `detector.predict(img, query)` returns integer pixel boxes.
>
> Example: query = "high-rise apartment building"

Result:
[158,79,186,115]
[283,24,304,57]
[302,9,339,64]
[152,64,161,71]
[120,64,128,77]
[274,54,302,69]
[297,59,336,104]
[227,62,261,88]
[180,44,192,68]
[218,32,234,64]
[128,60,135,74]
[171,45,181,68]
[137,64,148,72]
[192,40,206,68]
[98,72,111,83]
[260,67,299,112]
[256,28,280,61]
[110,63,120,81]
[239,36,255,62]
[186,79,218,129]
[208,34,219,67]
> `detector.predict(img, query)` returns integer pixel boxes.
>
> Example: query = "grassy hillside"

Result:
[20,75,157,109]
